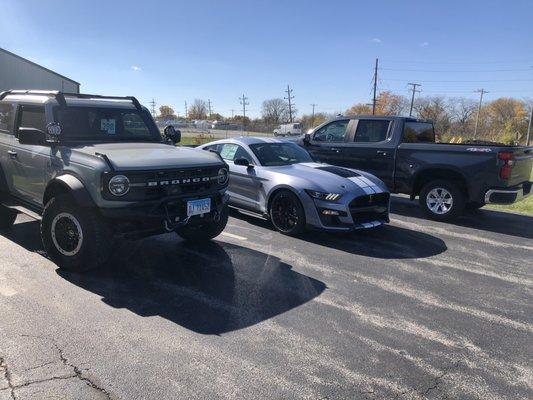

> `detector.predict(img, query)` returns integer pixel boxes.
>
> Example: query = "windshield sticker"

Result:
[101,119,116,134]
[220,145,238,160]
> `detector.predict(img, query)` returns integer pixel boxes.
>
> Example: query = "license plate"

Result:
[187,198,211,217]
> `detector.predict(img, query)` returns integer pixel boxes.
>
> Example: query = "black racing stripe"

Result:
[315,166,360,178]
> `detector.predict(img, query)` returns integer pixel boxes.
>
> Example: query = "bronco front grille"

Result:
[103,166,223,201]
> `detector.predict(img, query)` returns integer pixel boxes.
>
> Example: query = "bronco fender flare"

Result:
[43,174,96,208]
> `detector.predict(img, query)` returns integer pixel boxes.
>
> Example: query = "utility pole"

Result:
[407,83,421,117]
[207,99,212,119]
[285,85,295,122]
[372,58,378,115]
[240,94,249,134]
[310,103,317,127]
[149,99,156,117]
[184,101,188,119]
[526,104,532,146]
[230,109,235,119]
[474,89,488,139]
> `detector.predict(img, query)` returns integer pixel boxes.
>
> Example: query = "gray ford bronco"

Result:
[0,90,229,272]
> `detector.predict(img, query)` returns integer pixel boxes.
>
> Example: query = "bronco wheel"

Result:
[41,195,114,272]
[419,180,465,221]
[0,205,17,230]
[176,204,229,242]
[269,190,306,236]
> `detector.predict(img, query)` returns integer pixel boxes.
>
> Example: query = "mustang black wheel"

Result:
[269,190,306,236]
[41,195,114,272]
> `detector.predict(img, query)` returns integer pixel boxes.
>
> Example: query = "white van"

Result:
[273,123,302,136]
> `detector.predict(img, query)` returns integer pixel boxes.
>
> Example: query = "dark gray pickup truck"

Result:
[299,115,532,220]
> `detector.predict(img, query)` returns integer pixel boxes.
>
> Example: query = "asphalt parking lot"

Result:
[0,198,532,400]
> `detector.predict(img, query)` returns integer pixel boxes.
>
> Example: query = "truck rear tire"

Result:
[41,195,114,272]
[176,204,229,242]
[0,205,17,230]
[419,180,465,221]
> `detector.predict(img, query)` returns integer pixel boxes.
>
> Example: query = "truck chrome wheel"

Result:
[51,212,83,256]
[426,188,453,215]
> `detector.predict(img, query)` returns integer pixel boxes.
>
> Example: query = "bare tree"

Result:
[448,97,477,137]
[188,99,208,120]
[262,98,290,124]
[414,97,451,140]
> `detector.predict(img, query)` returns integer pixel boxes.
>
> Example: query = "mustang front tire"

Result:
[269,190,306,236]
[41,195,114,272]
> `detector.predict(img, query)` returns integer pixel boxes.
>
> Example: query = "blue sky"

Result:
[1,0,532,118]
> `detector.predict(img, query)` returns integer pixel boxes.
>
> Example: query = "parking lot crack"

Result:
[0,357,17,400]
[420,360,461,397]
[52,343,113,399]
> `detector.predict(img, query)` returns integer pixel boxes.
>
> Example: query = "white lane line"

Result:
[221,232,248,240]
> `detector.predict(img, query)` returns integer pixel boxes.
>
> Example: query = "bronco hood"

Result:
[71,142,223,170]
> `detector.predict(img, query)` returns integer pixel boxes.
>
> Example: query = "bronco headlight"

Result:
[305,190,342,201]
[108,175,130,196]
[217,168,229,185]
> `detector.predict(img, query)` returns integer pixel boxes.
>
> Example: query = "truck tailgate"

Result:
[509,147,533,186]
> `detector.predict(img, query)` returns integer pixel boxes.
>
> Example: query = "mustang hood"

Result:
[269,162,387,194]
[71,142,223,170]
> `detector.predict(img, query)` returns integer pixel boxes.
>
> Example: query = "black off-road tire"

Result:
[419,180,466,221]
[0,205,17,230]
[176,204,229,242]
[269,190,306,236]
[41,195,114,272]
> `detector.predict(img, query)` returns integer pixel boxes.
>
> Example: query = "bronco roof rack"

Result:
[0,90,142,111]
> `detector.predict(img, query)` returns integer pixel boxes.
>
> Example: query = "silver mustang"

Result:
[197,137,390,235]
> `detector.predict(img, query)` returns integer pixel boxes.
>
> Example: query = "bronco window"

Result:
[53,107,160,142]
[0,102,16,134]
[18,105,47,134]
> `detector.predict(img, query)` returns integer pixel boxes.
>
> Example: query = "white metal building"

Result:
[0,47,80,93]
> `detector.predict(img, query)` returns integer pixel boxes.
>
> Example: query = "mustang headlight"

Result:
[305,190,342,201]
[217,167,229,185]
[108,175,130,196]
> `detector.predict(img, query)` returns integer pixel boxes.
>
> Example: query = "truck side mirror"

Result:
[303,132,311,144]
[164,125,181,144]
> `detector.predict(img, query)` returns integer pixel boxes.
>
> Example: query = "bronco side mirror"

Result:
[163,125,181,144]
[18,127,47,146]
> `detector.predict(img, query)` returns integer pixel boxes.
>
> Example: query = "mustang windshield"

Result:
[250,142,313,166]
[54,107,161,142]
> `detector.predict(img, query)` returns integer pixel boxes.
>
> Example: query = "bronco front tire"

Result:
[41,195,114,272]
[176,204,229,241]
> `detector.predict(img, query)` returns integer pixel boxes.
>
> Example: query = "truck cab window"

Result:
[403,122,435,143]
[354,120,391,142]
[313,120,349,142]
[19,105,46,132]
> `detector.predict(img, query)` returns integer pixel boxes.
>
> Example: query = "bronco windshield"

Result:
[53,107,161,142]
[250,142,313,166]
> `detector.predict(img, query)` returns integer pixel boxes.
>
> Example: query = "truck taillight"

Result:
[498,151,514,180]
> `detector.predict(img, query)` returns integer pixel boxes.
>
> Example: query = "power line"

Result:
[474,89,488,139]
[380,67,533,72]
[380,59,533,65]
[408,83,421,117]
[383,78,533,83]
[284,85,295,122]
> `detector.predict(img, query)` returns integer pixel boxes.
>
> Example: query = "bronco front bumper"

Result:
[99,189,229,235]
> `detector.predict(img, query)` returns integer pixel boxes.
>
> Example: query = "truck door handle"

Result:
[7,150,17,159]
[376,150,388,156]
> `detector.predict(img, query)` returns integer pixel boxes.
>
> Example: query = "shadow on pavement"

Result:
[55,237,326,335]
[230,209,447,259]
[390,196,533,240]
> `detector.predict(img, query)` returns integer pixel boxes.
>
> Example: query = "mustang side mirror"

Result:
[18,127,47,146]
[234,158,252,168]
[163,125,181,144]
